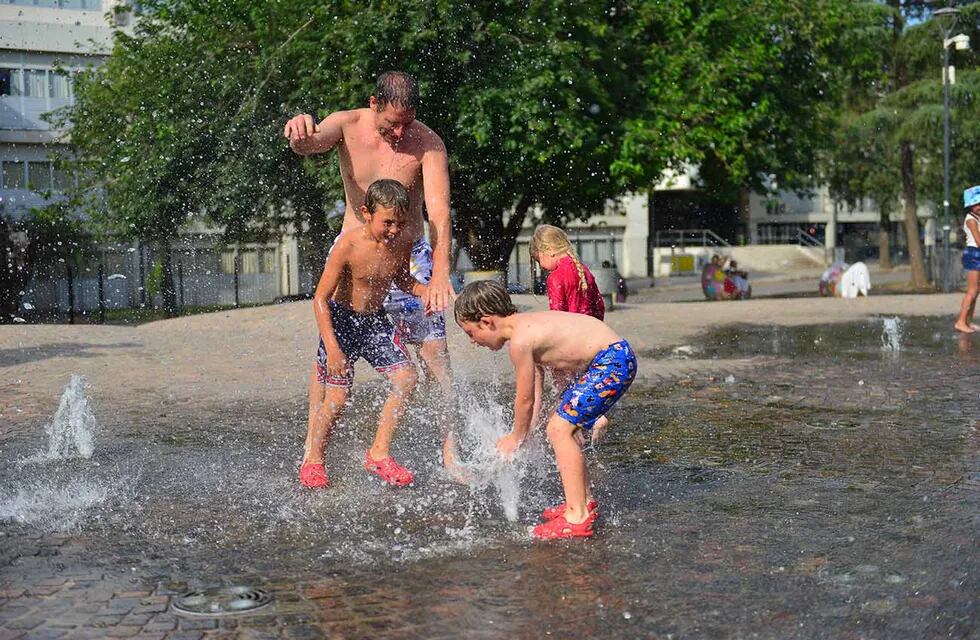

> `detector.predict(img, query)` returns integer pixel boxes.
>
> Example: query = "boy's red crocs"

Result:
[532,512,596,540]
[542,499,598,521]
[364,451,414,487]
[299,462,328,488]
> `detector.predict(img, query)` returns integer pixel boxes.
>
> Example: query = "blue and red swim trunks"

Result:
[315,300,411,387]
[557,340,637,430]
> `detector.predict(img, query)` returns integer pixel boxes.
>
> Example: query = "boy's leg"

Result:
[368,365,418,461]
[303,369,350,465]
[545,414,591,525]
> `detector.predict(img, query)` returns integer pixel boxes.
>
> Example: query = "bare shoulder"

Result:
[413,119,447,154]
[330,231,358,256]
[508,324,536,360]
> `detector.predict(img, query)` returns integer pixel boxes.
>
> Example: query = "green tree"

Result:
[56,0,330,315]
[0,203,91,323]
[59,0,874,277]
[827,2,980,287]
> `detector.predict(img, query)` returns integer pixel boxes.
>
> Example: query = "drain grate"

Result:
[171,586,273,617]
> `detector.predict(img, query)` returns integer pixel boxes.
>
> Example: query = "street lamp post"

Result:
[935,6,969,292]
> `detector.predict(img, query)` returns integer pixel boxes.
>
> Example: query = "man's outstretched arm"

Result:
[283,110,352,156]
[421,136,454,312]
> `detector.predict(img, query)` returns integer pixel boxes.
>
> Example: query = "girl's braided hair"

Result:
[530,224,587,291]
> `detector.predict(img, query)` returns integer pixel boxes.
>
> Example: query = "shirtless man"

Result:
[283,71,464,478]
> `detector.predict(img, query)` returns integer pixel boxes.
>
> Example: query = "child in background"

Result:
[530,224,610,441]
[530,224,605,320]
[454,281,637,539]
[955,185,980,333]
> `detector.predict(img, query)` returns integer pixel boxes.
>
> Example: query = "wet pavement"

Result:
[1,315,977,639]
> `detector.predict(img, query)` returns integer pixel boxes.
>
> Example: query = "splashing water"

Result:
[881,317,903,353]
[453,385,550,522]
[20,374,98,464]
[46,374,96,460]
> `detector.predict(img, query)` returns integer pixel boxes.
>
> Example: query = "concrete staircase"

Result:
[729,245,826,273]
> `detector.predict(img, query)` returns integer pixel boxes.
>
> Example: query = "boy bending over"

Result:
[300,179,426,488]
[454,281,637,539]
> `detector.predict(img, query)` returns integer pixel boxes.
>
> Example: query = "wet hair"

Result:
[454,281,518,324]
[375,71,419,110]
[530,224,588,291]
[364,178,409,215]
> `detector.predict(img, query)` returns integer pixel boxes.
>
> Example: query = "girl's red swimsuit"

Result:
[546,256,606,320]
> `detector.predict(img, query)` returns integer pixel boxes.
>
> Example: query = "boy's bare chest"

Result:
[347,248,403,283]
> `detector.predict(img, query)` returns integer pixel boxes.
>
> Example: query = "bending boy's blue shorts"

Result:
[315,300,411,387]
[963,246,980,271]
[557,340,637,430]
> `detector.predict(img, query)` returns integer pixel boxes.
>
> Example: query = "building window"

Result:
[52,165,73,191]
[2,161,26,190]
[2,1,99,9]
[0,68,22,96]
[48,71,72,99]
[28,161,53,192]
[23,70,47,98]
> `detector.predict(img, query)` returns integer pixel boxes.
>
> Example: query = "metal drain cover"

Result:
[172,586,272,617]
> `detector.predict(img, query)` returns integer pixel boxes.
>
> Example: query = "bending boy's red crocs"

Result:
[364,451,414,487]
[532,512,596,540]
[299,462,328,488]
[542,499,598,521]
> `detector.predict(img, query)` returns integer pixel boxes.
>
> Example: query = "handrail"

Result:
[797,229,823,247]
[653,229,732,248]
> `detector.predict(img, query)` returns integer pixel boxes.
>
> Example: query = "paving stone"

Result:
[102,626,143,638]
[4,618,45,631]
[175,618,217,631]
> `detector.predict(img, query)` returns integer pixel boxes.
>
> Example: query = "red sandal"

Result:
[299,462,329,488]
[364,451,414,487]
[532,512,597,540]
[542,499,598,521]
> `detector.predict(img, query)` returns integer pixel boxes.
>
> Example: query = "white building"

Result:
[0,0,135,218]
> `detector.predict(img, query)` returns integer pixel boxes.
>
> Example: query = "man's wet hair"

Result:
[375,71,419,110]
[454,281,518,324]
[364,178,409,215]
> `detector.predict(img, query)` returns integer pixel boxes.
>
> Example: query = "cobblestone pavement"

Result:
[1,303,977,639]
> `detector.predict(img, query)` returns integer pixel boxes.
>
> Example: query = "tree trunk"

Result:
[878,211,892,270]
[459,195,533,271]
[158,238,179,317]
[899,143,928,288]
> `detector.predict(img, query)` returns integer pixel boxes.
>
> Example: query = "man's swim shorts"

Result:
[315,300,411,387]
[384,237,447,344]
[557,340,637,430]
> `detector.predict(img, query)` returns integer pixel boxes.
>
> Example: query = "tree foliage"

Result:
[826,1,980,286]
[59,0,873,274]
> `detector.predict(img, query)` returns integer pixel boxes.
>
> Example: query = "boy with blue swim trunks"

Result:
[300,179,428,489]
[454,281,637,539]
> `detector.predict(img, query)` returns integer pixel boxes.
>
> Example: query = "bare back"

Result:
[508,311,623,375]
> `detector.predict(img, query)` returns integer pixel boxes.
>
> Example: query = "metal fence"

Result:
[20,238,285,316]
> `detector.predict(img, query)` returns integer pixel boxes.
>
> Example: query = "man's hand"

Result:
[496,432,523,461]
[283,114,319,144]
[425,270,456,314]
[325,347,349,379]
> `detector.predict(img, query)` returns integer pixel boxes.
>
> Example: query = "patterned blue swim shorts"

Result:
[556,340,637,430]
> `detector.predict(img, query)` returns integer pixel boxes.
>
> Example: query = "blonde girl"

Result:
[529,224,605,320]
